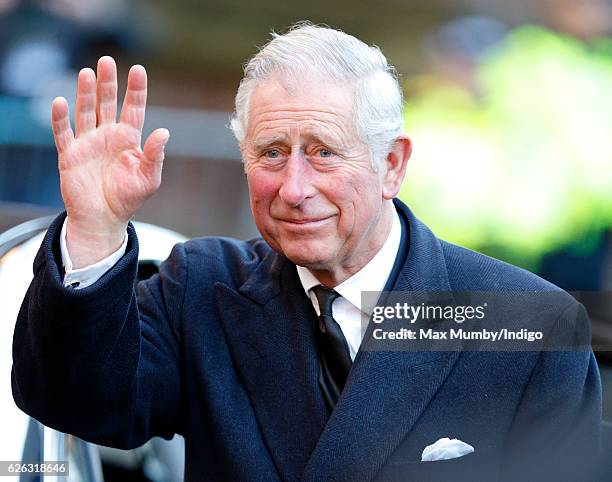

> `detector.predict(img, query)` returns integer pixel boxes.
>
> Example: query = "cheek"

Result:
[247,172,278,207]
[320,181,358,227]
[247,172,280,233]
[330,175,381,226]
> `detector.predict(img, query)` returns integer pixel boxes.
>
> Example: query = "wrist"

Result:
[65,216,128,269]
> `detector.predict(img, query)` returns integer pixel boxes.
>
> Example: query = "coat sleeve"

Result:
[11,213,186,449]
[501,301,603,482]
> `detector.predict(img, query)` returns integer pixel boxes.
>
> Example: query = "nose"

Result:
[278,151,313,207]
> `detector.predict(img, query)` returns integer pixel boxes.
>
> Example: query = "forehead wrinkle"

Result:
[250,105,352,127]
[250,114,354,146]
[249,122,293,150]
[255,108,348,119]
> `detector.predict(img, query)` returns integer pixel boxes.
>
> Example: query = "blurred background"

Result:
[0,0,611,480]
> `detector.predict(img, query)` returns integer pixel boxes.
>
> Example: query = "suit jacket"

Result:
[12,199,602,481]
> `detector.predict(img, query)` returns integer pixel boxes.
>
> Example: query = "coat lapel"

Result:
[215,250,328,482]
[302,200,462,481]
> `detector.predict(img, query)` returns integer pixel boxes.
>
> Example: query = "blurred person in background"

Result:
[11,22,603,481]
[0,0,143,209]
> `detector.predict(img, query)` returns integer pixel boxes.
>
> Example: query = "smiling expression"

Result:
[243,76,398,284]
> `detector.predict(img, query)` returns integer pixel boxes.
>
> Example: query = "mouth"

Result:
[276,215,335,229]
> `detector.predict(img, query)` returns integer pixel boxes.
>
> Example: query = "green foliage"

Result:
[401,26,612,269]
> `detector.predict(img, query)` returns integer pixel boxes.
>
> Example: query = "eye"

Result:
[313,148,336,159]
[265,149,281,159]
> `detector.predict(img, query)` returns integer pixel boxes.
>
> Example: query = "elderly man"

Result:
[12,24,601,481]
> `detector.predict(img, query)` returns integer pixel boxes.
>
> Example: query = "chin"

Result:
[278,243,334,269]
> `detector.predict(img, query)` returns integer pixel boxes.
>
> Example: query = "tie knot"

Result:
[312,285,339,318]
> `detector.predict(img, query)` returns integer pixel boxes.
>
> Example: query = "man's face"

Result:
[243,77,392,277]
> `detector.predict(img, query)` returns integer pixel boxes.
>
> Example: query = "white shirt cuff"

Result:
[60,218,128,289]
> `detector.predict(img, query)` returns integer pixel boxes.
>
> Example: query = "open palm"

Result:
[52,56,169,232]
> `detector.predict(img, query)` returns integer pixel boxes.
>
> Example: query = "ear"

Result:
[382,135,412,200]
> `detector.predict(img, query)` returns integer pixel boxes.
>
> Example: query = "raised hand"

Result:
[52,56,169,268]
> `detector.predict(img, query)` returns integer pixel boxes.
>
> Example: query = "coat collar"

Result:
[215,250,327,481]
[217,199,461,481]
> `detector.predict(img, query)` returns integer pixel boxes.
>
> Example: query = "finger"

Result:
[51,97,74,154]
[75,68,97,137]
[142,128,169,186]
[96,56,118,125]
[120,65,147,131]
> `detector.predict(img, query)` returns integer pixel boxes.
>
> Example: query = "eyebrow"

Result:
[250,135,290,151]
[250,132,344,153]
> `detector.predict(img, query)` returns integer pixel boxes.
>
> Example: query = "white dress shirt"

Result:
[60,207,402,357]
[296,208,401,361]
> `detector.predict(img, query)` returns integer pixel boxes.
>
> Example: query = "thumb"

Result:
[142,128,170,183]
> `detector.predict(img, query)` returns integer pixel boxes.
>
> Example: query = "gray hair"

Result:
[229,22,404,170]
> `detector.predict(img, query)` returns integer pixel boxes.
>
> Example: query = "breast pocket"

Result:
[377,451,499,482]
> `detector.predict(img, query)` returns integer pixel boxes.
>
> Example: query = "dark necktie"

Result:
[312,285,352,410]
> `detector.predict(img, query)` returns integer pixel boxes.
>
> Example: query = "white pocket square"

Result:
[421,437,475,462]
